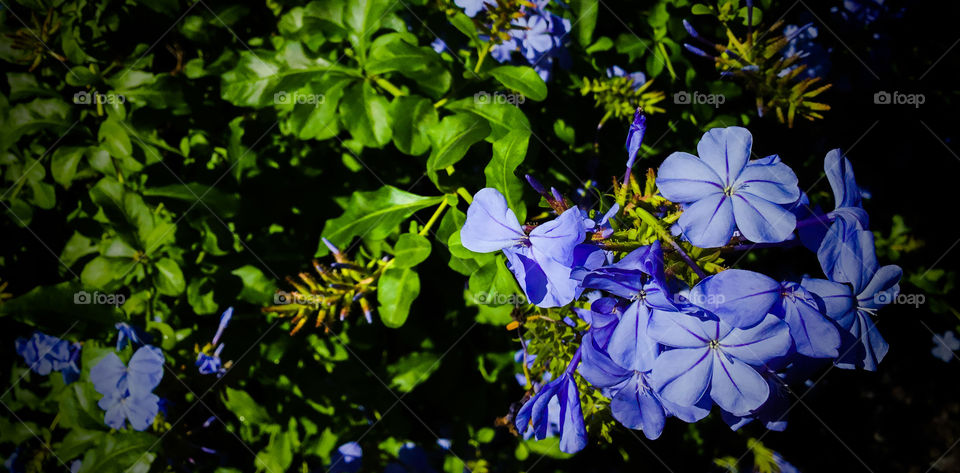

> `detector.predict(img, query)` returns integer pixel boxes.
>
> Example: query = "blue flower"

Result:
[328,441,362,473]
[772,280,842,358]
[196,307,233,377]
[460,188,585,307]
[15,332,78,382]
[514,371,587,453]
[720,371,790,431]
[648,310,791,415]
[656,127,801,247]
[91,345,164,431]
[115,322,141,351]
[932,331,959,363]
[577,243,678,371]
[454,0,494,17]
[606,66,647,91]
[486,2,571,81]
[686,269,782,329]
[625,108,647,170]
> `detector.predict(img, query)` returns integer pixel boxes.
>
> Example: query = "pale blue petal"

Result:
[610,375,666,439]
[607,301,659,372]
[735,161,800,204]
[125,393,160,431]
[530,206,585,266]
[690,269,780,328]
[90,352,127,396]
[656,152,724,202]
[731,192,797,243]
[650,347,713,407]
[719,314,792,365]
[696,127,752,186]
[460,188,525,253]
[824,149,861,209]
[578,332,631,388]
[801,276,855,321]
[647,310,714,348]
[817,214,878,293]
[857,265,902,310]
[677,193,736,248]
[557,376,588,453]
[127,346,164,396]
[778,284,841,358]
[709,353,769,415]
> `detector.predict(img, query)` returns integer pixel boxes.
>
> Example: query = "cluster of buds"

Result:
[682,8,831,127]
[262,238,387,335]
[461,0,532,46]
[5,9,66,71]
[580,74,666,128]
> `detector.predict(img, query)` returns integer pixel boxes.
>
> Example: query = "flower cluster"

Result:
[90,331,165,431]
[196,307,234,376]
[455,0,571,81]
[15,331,80,384]
[459,114,900,452]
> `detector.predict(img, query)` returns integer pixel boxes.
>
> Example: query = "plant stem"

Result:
[372,76,406,97]
[419,198,450,237]
[474,43,491,73]
[633,206,707,279]
[563,345,582,377]
[456,187,474,204]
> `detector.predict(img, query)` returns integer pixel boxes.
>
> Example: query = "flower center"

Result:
[708,339,721,350]
[722,185,736,197]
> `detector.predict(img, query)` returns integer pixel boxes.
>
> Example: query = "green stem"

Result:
[474,43,491,74]
[456,187,474,204]
[372,76,406,97]
[633,206,707,279]
[419,198,451,237]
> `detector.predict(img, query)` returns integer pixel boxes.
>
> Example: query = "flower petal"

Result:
[90,352,127,396]
[719,314,792,365]
[610,375,666,439]
[857,265,902,310]
[127,346,165,396]
[677,194,736,248]
[125,393,160,431]
[817,213,878,293]
[607,301,660,372]
[696,127,752,186]
[656,152,724,202]
[460,188,525,253]
[735,161,800,204]
[690,269,780,329]
[777,284,841,358]
[530,206,585,266]
[648,310,714,348]
[578,332,631,388]
[731,192,797,243]
[650,347,713,407]
[709,352,769,415]
[557,376,588,453]
[824,149,861,210]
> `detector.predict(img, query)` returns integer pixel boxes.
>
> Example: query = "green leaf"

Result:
[60,231,98,269]
[50,146,86,188]
[445,97,530,140]
[187,277,218,315]
[426,113,490,174]
[570,0,599,47]
[377,266,420,328]
[98,118,133,159]
[485,129,528,223]
[339,81,393,147]
[153,257,185,296]
[317,186,444,256]
[231,265,278,305]
[343,0,394,43]
[81,256,134,289]
[76,432,156,473]
[553,119,576,145]
[489,65,548,101]
[286,77,351,141]
[143,183,238,218]
[386,351,440,392]
[393,233,432,268]
[392,96,438,156]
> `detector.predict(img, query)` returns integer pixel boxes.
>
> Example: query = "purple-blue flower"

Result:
[196,307,233,377]
[15,331,79,383]
[656,127,801,247]
[454,0,494,17]
[648,310,791,415]
[606,66,647,91]
[514,351,587,453]
[460,188,585,307]
[772,280,842,358]
[329,441,362,473]
[115,322,141,351]
[91,345,164,430]
[932,331,959,362]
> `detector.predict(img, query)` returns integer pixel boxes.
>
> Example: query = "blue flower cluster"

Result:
[196,307,233,377]
[15,331,80,384]
[460,116,901,452]
[455,0,571,81]
[90,330,165,431]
